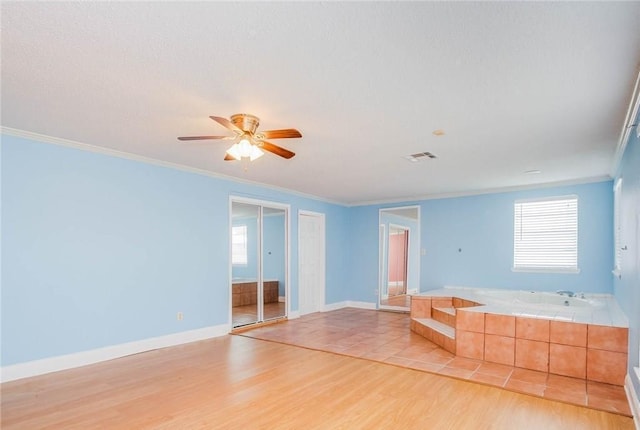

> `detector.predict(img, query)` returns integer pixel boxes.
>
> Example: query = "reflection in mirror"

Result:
[379,206,420,311]
[231,201,287,328]
[231,202,260,327]
[388,225,409,297]
[262,208,286,321]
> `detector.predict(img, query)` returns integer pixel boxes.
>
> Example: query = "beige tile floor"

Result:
[237,307,632,417]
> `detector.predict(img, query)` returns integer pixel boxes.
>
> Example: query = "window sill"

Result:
[512,267,580,274]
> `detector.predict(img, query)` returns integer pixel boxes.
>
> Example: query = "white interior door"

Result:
[298,211,325,315]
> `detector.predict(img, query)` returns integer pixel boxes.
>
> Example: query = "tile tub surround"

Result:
[411,288,629,386]
[421,286,629,327]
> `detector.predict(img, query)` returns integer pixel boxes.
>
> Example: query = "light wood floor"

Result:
[1,334,634,429]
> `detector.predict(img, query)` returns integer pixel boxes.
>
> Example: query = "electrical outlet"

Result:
[177,312,183,321]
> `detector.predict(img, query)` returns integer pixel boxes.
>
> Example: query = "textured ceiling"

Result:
[2,2,640,205]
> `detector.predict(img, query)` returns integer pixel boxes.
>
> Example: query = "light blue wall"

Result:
[1,135,350,366]
[346,205,379,304]
[613,113,640,396]
[346,183,613,303]
[420,182,613,294]
[0,132,617,369]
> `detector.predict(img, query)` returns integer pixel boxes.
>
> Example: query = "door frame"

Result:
[378,205,420,311]
[229,196,290,328]
[298,210,326,317]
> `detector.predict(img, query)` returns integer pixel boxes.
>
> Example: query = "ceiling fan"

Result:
[178,113,302,161]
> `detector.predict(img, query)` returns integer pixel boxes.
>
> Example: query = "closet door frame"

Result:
[229,196,290,329]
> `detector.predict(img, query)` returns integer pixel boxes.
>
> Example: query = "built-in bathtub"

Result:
[420,286,628,327]
[410,286,629,386]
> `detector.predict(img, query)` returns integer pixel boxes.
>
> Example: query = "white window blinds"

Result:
[513,196,578,272]
[232,225,248,265]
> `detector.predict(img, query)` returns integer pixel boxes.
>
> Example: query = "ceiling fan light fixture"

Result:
[226,137,264,161]
[248,145,264,161]
[225,143,242,160]
[180,113,299,160]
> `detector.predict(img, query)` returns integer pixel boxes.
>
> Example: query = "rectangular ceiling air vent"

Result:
[404,151,437,162]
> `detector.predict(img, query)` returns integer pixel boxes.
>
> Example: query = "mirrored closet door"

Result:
[231,199,288,328]
[379,206,420,311]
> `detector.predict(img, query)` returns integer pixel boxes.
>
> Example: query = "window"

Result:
[613,177,622,278]
[513,196,578,273]
[232,225,248,265]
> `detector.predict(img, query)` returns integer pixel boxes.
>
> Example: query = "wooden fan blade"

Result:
[224,153,235,161]
[210,116,243,133]
[259,140,295,159]
[257,128,302,140]
[178,135,234,141]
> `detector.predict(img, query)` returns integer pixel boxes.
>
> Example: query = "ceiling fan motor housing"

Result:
[231,113,260,134]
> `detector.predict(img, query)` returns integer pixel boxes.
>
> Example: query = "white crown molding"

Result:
[612,70,640,177]
[0,127,619,209]
[350,175,613,207]
[1,324,229,383]
[0,127,345,207]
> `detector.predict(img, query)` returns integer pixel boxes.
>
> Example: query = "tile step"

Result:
[431,307,456,328]
[413,317,455,339]
[433,306,456,316]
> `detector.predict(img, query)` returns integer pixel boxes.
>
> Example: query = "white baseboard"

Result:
[322,301,377,312]
[347,301,377,310]
[278,296,285,303]
[322,301,348,312]
[288,310,300,319]
[626,374,640,430]
[1,324,230,383]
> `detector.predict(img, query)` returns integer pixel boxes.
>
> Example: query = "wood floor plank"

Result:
[1,335,634,429]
